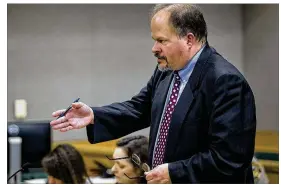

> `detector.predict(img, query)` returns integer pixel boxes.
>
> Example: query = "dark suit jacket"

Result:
[86,43,256,183]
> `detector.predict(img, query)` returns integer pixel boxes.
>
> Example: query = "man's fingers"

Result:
[72,102,83,109]
[60,125,74,132]
[145,171,155,181]
[147,180,156,184]
[52,109,66,117]
[51,117,68,129]
[147,177,158,184]
[52,121,71,130]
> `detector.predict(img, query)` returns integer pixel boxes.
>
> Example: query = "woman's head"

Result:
[42,144,89,184]
[111,135,149,184]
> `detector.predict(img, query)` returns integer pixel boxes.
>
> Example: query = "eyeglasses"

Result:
[106,156,130,160]
[106,153,150,179]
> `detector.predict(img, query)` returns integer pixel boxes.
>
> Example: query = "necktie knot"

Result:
[174,71,181,82]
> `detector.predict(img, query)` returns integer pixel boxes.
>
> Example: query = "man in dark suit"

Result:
[50,4,256,183]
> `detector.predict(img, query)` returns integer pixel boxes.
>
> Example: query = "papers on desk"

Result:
[24,177,116,184]
[89,176,116,184]
[24,178,47,183]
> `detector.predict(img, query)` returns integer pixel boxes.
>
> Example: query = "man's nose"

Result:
[152,41,161,54]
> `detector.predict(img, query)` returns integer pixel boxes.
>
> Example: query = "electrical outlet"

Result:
[14,99,27,119]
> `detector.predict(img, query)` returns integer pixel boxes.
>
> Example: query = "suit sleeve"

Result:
[168,74,256,183]
[86,68,158,144]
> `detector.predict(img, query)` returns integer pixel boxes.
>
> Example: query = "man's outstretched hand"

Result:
[50,102,94,132]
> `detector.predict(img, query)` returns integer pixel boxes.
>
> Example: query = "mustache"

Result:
[154,53,167,60]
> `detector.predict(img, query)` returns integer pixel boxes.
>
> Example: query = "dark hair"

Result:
[41,144,90,184]
[150,4,207,42]
[116,135,149,169]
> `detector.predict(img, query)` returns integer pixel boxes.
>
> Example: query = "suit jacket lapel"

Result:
[164,83,194,161]
[164,43,213,161]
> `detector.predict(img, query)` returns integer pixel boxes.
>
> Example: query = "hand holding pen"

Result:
[56,98,80,120]
[50,98,95,132]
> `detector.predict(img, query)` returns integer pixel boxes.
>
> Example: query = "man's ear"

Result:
[186,33,196,48]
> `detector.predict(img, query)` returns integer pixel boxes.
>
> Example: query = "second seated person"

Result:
[107,135,149,184]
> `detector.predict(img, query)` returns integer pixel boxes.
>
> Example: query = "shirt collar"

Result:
[177,44,206,83]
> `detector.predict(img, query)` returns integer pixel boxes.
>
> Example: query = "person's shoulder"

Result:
[205,47,245,81]
[200,46,252,92]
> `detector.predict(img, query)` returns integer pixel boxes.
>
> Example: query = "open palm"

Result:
[50,102,94,132]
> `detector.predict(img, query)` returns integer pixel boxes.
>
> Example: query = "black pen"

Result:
[57,98,80,119]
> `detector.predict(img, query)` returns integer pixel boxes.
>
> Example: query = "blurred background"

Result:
[7,4,278,183]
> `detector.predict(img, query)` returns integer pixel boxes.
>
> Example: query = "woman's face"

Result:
[111,147,142,184]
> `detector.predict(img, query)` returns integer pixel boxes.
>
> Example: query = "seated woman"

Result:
[109,135,149,184]
[42,144,92,184]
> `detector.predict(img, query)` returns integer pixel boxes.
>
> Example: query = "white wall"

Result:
[201,4,244,72]
[8,4,244,141]
[243,4,279,131]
